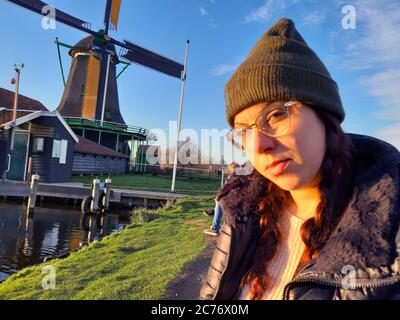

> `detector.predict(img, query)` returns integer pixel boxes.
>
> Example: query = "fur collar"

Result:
[218,134,400,277]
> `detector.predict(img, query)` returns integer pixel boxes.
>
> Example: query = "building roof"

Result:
[1,110,79,143]
[0,87,48,111]
[0,109,33,126]
[74,137,128,158]
[0,88,78,143]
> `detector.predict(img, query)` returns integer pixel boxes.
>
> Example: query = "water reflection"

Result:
[79,213,122,246]
[0,202,132,282]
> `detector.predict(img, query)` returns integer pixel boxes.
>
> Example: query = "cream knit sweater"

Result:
[239,209,306,300]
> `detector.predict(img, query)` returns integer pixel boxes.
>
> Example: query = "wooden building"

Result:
[72,136,128,175]
[0,88,78,183]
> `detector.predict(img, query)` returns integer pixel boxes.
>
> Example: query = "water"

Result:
[0,202,132,282]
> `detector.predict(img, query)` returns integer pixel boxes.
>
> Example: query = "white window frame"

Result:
[33,137,45,152]
[59,139,68,164]
[52,139,61,158]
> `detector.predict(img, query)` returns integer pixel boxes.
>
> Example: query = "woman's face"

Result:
[233,101,326,191]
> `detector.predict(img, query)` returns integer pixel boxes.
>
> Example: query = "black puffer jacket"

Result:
[200,134,400,300]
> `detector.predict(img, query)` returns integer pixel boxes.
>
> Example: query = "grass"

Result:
[72,174,222,196]
[0,197,214,300]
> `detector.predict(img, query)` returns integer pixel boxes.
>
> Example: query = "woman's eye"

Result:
[267,110,286,122]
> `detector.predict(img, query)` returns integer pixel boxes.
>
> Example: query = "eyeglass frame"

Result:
[226,100,301,150]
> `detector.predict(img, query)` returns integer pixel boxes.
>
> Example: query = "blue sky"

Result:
[1,0,399,162]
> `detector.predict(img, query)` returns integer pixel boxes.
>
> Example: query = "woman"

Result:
[200,18,400,300]
[204,162,240,236]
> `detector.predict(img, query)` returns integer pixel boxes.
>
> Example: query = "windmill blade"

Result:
[121,40,184,79]
[109,0,121,31]
[6,0,95,35]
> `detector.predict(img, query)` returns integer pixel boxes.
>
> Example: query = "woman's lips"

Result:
[266,159,291,176]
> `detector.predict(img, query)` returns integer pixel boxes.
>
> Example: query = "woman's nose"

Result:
[247,129,276,153]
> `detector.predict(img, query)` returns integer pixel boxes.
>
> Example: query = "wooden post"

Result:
[220,156,225,187]
[27,174,39,215]
[27,157,32,183]
[90,178,100,213]
[104,178,112,210]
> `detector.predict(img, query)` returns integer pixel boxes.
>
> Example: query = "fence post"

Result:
[220,156,225,187]
[27,157,32,183]
[91,178,100,213]
[27,173,40,215]
[104,178,112,210]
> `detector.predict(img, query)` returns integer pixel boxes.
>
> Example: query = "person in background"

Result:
[204,162,240,236]
[202,208,214,217]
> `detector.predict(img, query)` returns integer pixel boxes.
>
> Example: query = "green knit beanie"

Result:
[225,17,345,128]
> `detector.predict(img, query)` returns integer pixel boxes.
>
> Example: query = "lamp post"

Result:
[171,40,190,192]
[10,63,24,150]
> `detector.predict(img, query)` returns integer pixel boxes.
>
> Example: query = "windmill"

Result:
[5,0,190,185]
[6,0,186,120]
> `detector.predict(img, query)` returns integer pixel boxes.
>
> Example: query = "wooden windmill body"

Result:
[57,32,125,125]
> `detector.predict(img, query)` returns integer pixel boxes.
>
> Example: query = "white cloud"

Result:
[244,0,297,24]
[330,0,400,71]
[358,69,400,121]
[327,0,400,148]
[208,22,217,29]
[301,9,327,25]
[200,7,208,16]
[376,123,400,149]
[200,6,217,29]
[244,4,271,23]
[207,15,217,29]
[211,56,246,76]
[211,64,239,76]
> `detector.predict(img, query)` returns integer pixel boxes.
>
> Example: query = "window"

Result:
[81,84,86,96]
[59,140,68,164]
[52,139,61,158]
[52,139,68,164]
[33,137,44,152]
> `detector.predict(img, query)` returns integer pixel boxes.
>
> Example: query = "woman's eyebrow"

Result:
[234,122,250,127]
[233,103,279,127]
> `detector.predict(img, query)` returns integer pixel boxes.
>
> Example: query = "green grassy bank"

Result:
[72,174,222,196]
[0,197,214,300]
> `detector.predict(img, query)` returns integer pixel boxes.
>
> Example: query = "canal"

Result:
[0,200,132,283]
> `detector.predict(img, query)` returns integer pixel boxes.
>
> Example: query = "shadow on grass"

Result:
[119,246,148,254]
[174,198,214,213]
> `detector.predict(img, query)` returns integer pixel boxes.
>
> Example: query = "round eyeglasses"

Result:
[226,101,300,150]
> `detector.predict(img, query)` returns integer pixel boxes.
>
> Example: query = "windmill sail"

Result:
[122,40,184,79]
[6,0,93,33]
[109,0,121,31]
[7,0,185,80]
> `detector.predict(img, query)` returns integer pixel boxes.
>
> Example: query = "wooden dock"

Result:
[0,181,188,209]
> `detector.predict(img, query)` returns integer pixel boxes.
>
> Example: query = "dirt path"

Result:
[162,235,217,300]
